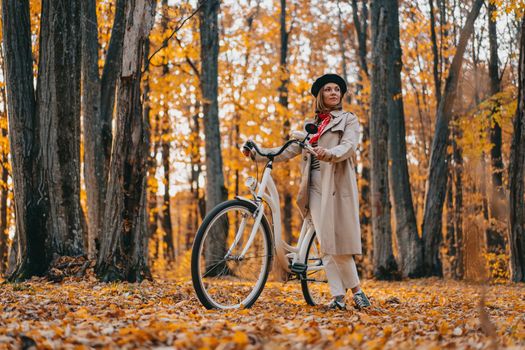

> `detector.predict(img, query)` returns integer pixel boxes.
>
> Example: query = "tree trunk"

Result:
[82,0,126,259]
[508,16,525,283]
[421,0,483,277]
[159,0,174,261]
[351,0,369,79]
[279,0,293,244]
[161,140,175,260]
[452,126,464,280]
[370,2,398,280]
[36,0,85,259]
[429,0,442,105]
[81,0,103,258]
[385,0,424,278]
[96,0,156,282]
[199,0,228,271]
[0,54,9,273]
[486,2,506,254]
[350,0,371,269]
[2,0,46,279]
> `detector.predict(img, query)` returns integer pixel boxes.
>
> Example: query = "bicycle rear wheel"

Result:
[301,232,331,306]
[191,199,273,309]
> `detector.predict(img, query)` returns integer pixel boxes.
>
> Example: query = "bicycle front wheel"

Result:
[191,199,273,309]
[301,232,331,306]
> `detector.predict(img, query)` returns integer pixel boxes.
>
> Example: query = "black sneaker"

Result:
[353,290,371,309]
[326,296,346,310]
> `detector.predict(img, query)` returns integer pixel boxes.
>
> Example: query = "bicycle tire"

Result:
[301,231,330,306]
[191,199,273,309]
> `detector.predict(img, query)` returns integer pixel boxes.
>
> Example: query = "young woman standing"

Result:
[244,74,370,310]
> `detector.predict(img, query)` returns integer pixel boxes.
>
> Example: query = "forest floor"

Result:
[0,276,523,349]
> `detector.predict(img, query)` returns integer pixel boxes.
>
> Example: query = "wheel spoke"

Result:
[192,201,271,309]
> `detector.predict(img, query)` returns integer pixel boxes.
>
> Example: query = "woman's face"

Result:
[322,83,341,109]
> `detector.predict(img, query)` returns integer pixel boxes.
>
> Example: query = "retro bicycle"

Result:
[191,123,332,309]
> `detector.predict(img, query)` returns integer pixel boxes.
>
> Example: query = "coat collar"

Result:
[321,110,346,136]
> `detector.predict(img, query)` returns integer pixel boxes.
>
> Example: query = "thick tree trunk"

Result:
[508,17,525,283]
[199,0,228,270]
[36,0,85,258]
[96,0,156,282]
[2,0,47,279]
[385,0,424,278]
[370,2,398,280]
[421,0,483,277]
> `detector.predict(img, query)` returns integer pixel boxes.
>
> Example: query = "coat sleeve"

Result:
[252,142,302,163]
[326,113,360,163]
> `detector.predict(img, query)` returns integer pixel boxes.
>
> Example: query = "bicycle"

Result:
[191,123,333,309]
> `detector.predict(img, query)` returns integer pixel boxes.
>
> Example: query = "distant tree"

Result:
[508,16,525,283]
[421,0,484,277]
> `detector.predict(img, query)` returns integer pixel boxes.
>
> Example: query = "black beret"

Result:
[310,74,347,97]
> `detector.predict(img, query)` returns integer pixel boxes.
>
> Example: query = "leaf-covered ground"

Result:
[0,277,523,349]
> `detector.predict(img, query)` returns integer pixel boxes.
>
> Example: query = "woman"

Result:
[244,74,370,310]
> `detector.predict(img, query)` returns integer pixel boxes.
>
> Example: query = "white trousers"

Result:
[309,170,360,296]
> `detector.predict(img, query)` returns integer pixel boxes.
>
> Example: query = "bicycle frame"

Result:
[234,160,318,274]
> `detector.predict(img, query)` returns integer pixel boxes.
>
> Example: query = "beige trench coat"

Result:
[255,110,362,255]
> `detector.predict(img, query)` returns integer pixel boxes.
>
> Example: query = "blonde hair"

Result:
[315,86,343,113]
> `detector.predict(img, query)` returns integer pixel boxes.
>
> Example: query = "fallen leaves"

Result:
[0,278,523,349]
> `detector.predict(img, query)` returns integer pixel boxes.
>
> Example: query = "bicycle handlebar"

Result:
[243,138,316,159]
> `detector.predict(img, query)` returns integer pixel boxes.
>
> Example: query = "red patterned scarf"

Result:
[309,112,331,144]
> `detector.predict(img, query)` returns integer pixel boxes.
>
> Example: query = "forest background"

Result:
[0,0,525,284]
[0,0,525,348]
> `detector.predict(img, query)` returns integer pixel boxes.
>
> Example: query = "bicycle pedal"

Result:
[289,262,307,274]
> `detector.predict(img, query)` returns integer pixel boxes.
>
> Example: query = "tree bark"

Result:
[508,16,525,283]
[161,140,175,260]
[421,0,483,277]
[81,0,103,258]
[96,0,156,282]
[486,2,506,254]
[36,0,85,258]
[350,0,371,267]
[429,0,442,104]
[2,0,46,279]
[279,0,293,244]
[0,73,9,273]
[199,0,228,271]
[384,0,424,278]
[159,0,174,261]
[452,126,464,280]
[370,2,398,280]
[351,0,369,79]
